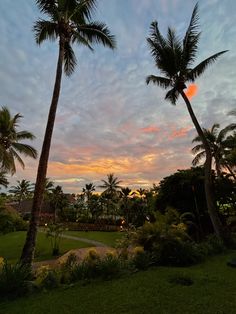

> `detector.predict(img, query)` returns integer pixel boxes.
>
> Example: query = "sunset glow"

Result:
[1,1,234,194]
[185,84,198,99]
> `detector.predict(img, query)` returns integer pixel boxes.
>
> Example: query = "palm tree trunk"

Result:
[20,38,65,265]
[180,91,227,242]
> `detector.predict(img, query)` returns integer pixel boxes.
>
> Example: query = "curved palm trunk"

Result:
[20,38,65,265]
[180,91,227,241]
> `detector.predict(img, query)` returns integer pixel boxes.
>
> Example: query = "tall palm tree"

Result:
[99,173,122,197]
[192,123,236,179]
[146,3,228,241]
[0,106,37,174]
[21,0,116,265]
[9,179,34,212]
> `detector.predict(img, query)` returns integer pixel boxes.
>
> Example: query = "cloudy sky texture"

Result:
[0,0,235,193]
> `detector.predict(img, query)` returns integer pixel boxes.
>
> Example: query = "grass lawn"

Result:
[0,252,236,314]
[0,231,92,263]
[64,230,125,247]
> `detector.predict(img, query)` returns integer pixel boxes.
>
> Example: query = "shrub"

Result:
[131,247,152,270]
[0,207,27,234]
[0,260,32,300]
[97,252,121,280]
[153,238,203,266]
[35,265,60,289]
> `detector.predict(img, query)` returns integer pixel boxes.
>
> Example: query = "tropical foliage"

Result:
[0,107,37,174]
[192,123,236,179]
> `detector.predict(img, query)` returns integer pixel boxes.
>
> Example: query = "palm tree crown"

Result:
[146,3,227,104]
[0,106,37,174]
[34,0,116,76]
[82,183,95,200]
[192,123,236,177]
[100,173,122,196]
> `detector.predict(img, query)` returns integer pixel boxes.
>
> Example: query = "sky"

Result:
[0,0,236,193]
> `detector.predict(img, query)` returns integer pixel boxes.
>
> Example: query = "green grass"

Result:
[64,231,124,247]
[0,231,92,263]
[1,252,236,314]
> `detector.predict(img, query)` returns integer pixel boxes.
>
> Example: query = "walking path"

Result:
[38,229,107,247]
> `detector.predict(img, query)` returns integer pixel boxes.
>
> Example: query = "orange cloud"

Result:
[141,126,160,133]
[169,127,191,140]
[185,84,198,99]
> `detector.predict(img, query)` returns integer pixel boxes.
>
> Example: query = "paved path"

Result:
[38,229,107,247]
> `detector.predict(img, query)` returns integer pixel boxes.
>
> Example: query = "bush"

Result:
[153,238,203,266]
[35,265,60,289]
[131,247,152,270]
[0,207,27,234]
[97,252,121,280]
[0,260,32,300]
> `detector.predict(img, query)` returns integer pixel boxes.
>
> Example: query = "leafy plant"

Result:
[0,260,32,299]
[46,223,64,256]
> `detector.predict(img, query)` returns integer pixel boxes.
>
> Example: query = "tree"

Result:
[0,106,37,174]
[119,187,132,226]
[21,0,116,265]
[82,183,96,202]
[192,123,236,178]
[9,179,34,212]
[146,3,228,241]
[99,173,122,197]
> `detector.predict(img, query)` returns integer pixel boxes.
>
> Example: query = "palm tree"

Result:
[0,106,37,174]
[146,3,228,241]
[99,173,122,197]
[192,123,236,179]
[120,187,132,226]
[21,0,116,265]
[82,183,96,202]
[9,179,34,212]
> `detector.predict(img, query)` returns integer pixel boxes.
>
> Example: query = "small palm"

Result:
[0,107,37,174]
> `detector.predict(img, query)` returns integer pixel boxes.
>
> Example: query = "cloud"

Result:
[1,0,235,193]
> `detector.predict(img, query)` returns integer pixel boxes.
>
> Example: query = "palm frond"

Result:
[146,75,172,89]
[187,50,228,81]
[11,143,38,159]
[78,22,116,49]
[16,131,36,141]
[192,144,204,154]
[33,19,58,45]
[218,123,236,142]
[149,21,167,49]
[63,42,77,76]
[165,88,179,105]
[182,3,200,67]
[70,0,97,22]
[35,0,57,16]
[192,150,206,166]
[71,31,94,50]
[11,149,25,170]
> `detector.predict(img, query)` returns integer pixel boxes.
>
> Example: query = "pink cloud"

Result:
[168,127,191,140]
[141,126,160,133]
